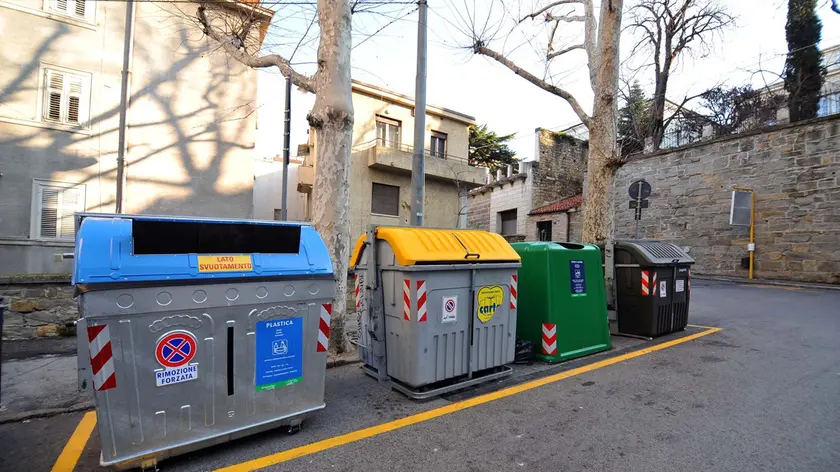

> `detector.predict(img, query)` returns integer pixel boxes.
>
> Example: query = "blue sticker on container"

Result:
[255,317,303,391]
[569,260,587,297]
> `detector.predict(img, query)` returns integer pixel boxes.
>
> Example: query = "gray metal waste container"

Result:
[74,214,334,470]
[350,226,521,399]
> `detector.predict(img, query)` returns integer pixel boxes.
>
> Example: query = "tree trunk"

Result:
[308,0,354,353]
[581,0,622,245]
[650,70,669,150]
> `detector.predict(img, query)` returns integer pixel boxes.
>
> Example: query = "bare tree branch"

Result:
[519,0,583,22]
[196,3,316,92]
[473,44,591,127]
[547,43,585,59]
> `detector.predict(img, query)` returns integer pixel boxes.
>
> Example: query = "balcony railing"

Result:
[357,138,460,161]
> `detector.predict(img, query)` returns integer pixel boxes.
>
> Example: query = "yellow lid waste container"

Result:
[350,225,520,399]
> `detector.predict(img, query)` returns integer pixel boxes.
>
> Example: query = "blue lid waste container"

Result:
[74,214,334,470]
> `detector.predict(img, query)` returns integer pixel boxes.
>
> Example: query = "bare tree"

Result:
[458,0,624,245]
[627,0,733,150]
[187,0,368,352]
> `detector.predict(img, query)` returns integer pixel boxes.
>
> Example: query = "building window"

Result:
[499,209,517,235]
[42,68,91,127]
[46,0,95,22]
[537,220,552,241]
[430,131,447,158]
[371,183,399,216]
[376,116,401,149]
[31,180,86,240]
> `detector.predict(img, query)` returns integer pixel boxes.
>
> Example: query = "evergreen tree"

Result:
[468,124,516,172]
[617,81,652,155]
[784,0,825,121]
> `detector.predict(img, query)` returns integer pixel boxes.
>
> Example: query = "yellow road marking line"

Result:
[687,323,720,330]
[51,411,97,472]
[217,327,723,472]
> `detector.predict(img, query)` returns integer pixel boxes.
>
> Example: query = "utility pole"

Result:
[410,0,428,226]
[115,0,136,213]
[280,74,292,220]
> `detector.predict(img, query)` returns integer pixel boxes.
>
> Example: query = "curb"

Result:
[693,275,840,291]
[0,357,362,424]
[0,404,93,425]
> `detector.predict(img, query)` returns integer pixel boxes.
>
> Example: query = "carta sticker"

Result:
[256,317,303,391]
[476,286,504,323]
[569,260,587,297]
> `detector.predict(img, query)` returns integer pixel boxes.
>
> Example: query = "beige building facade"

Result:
[0,0,263,275]
[298,81,484,240]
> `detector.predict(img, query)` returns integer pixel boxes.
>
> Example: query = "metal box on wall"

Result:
[74,215,334,470]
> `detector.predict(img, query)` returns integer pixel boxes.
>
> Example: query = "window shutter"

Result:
[66,76,83,124]
[44,70,64,122]
[54,0,69,13]
[40,186,60,238]
[74,0,86,18]
[59,187,81,238]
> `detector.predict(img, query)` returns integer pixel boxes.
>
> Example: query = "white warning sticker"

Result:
[660,281,667,298]
[155,365,198,387]
[676,280,685,293]
[442,296,458,323]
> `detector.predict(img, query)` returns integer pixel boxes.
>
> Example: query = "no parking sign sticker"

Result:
[442,296,458,323]
[154,331,199,387]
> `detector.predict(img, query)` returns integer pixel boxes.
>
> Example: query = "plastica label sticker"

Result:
[155,331,199,387]
[442,296,458,323]
[255,317,303,391]
[198,255,253,273]
[476,286,504,323]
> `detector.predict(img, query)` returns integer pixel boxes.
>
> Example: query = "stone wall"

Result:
[568,210,584,242]
[467,130,587,238]
[468,173,530,234]
[532,129,588,208]
[467,187,491,231]
[613,114,840,284]
[1,277,77,339]
[526,212,570,241]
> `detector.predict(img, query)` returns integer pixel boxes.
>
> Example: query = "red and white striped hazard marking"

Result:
[402,279,411,321]
[641,271,650,296]
[88,324,116,391]
[317,304,331,352]
[354,274,362,309]
[417,280,428,322]
[652,272,658,296]
[509,274,518,310]
[541,323,557,355]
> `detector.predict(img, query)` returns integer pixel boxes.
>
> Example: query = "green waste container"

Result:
[511,242,611,363]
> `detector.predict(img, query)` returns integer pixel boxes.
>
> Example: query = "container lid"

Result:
[350,227,520,266]
[73,214,333,286]
[614,240,695,265]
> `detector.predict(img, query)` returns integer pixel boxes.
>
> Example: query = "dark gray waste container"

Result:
[613,240,695,337]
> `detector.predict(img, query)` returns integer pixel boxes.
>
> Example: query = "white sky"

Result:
[255,0,840,160]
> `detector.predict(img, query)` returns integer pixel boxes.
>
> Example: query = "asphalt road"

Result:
[1,281,838,471]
